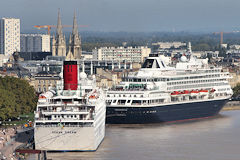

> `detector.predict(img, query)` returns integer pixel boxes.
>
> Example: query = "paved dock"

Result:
[0,127,33,160]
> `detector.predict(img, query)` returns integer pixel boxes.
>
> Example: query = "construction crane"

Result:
[213,31,227,45]
[34,25,89,35]
[213,31,240,45]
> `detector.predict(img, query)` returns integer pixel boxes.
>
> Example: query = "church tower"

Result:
[52,10,66,57]
[67,11,82,59]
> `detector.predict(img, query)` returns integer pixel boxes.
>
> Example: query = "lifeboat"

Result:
[182,90,190,94]
[190,90,199,96]
[199,89,208,95]
[171,91,180,96]
[39,95,46,99]
[89,95,96,99]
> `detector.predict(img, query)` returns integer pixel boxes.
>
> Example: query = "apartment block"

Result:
[20,34,50,52]
[93,46,151,63]
[0,18,20,55]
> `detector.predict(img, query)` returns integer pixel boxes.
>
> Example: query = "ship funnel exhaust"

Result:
[63,61,78,90]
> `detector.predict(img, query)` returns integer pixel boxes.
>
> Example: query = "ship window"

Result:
[132,100,141,105]
[142,59,154,68]
[127,100,131,103]
[113,100,116,103]
[119,100,126,104]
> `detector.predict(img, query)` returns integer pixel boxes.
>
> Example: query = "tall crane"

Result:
[34,25,89,35]
[213,31,227,45]
[213,31,240,45]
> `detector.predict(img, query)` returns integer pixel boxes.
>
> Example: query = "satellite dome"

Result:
[180,56,187,62]
[80,72,87,79]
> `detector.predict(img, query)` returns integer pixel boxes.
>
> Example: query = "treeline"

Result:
[233,83,240,98]
[76,31,240,52]
[0,76,37,121]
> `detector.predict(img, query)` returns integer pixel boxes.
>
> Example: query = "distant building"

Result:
[20,34,50,52]
[32,71,61,93]
[229,72,240,88]
[93,46,151,63]
[0,54,10,67]
[17,52,52,61]
[229,45,240,50]
[0,18,20,56]
[82,51,93,60]
[19,59,133,77]
[221,43,228,48]
[152,42,186,49]
[192,51,219,58]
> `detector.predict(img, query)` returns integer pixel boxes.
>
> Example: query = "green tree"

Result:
[0,76,37,121]
[233,83,240,97]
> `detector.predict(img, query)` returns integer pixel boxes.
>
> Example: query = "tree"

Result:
[233,83,240,97]
[0,76,37,121]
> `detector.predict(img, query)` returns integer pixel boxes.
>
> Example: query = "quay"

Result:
[222,101,240,111]
[0,126,33,160]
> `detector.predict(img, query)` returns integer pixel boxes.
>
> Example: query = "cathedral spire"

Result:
[56,9,63,36]
[52,9,66,57]
[68,11,82,59]
[72,11,78,36]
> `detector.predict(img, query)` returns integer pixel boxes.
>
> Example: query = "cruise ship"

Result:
[34,61,106,151]
[106,53,233,124]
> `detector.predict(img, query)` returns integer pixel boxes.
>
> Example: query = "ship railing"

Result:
[109,88,153,92]
[38,102,87,106]
[175,69,222,75]
[41,109,91,113]
[41,111,90,115]
[35,124,94,127]
[35,118,95,121]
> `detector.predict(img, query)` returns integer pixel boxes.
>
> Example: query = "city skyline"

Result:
[1,0,240,33]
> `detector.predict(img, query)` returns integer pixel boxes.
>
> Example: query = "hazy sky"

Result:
[1,0,240,32]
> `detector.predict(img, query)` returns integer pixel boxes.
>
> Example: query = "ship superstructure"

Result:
[106,54,233,124]
[34,61,106,151]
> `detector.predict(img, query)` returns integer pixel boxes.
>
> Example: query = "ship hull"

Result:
[34,124,105,151]
[106,99,228,124]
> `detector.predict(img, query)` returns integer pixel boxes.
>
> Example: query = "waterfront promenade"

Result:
[0,126,32,160]
[0,127,18,160]
[222,101,240,111]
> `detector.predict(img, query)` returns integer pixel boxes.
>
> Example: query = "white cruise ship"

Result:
[34,61,106,151]
[106,53,233,124]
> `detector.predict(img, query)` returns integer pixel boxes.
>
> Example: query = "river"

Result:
[30,110,240,160]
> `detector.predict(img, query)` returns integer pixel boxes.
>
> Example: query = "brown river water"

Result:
[30,110,240,160]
